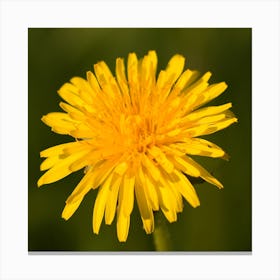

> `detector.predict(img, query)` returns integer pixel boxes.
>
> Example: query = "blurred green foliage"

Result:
[28,28,251,251]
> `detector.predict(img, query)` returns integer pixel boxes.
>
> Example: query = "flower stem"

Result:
[153,212,173,251]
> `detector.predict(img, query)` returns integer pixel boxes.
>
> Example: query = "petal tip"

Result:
[222,153,230,161]
[61,213,68,221]
[37,177,44,187]
[41,115,47,123]
[93,226,99,235]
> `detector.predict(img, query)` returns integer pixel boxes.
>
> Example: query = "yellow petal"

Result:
[166,128,182,138]
[94,61,122,100]
[62,140,91,155]
[183,72,212,95]
[186,113,229,127]
[118,174,135,216]
[147,146,174,173]
[43,141,94,172]
[40,155,60,171]
[183,103,232,122]
[92,173,112,234]
[171,155,200,177]
[41,112,79,135]
[59,102,86,121]
[174,69,200,93]
[70,77,94,104]
[155,54,185,102]
[143,219,154,234]
[57,83,85,107]
[117,211,130,242]
[69,150,95,172]
[165,54,185,84]
[105,175,122,225]
[170,170,200,208]
[62,198,83,220]
[147,50,157,77]
[70,126,94,139]
[65,166,96,204]
[37,149,91,187]
[115,57,130,105]
[70,76,92,92]
[141,154,161,182]
[139,51,157,96]
[184,117,238,137]
[40,142,82,158]
[93,160,118,189]
[161,208,177,223]
[181,72,212,112]
[67,161,116,206]
[86,71,102,94]
[146,173,177,222]
[142,171,159,211]
[114,161,128,176]
[167,180,184,212]
[184,156,224,189]
[135,168,154,233]
[94,61,113,87]
[116,163,135,242]
[171,138,226,158]
[193,82,228,109]
[127,52,139,104]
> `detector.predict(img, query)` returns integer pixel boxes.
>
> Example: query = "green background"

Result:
[28,28,251,251]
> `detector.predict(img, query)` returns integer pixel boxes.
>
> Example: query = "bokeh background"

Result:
[28,28,251,251]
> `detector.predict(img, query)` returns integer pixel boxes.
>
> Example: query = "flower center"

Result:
[120,113,155,155]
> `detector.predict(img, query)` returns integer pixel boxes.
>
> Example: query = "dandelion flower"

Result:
[38,51,237,242]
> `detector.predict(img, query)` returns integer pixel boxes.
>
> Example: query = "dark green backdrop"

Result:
[28,28,251,251]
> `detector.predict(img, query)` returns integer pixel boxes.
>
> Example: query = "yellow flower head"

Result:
[38,51,237,242]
